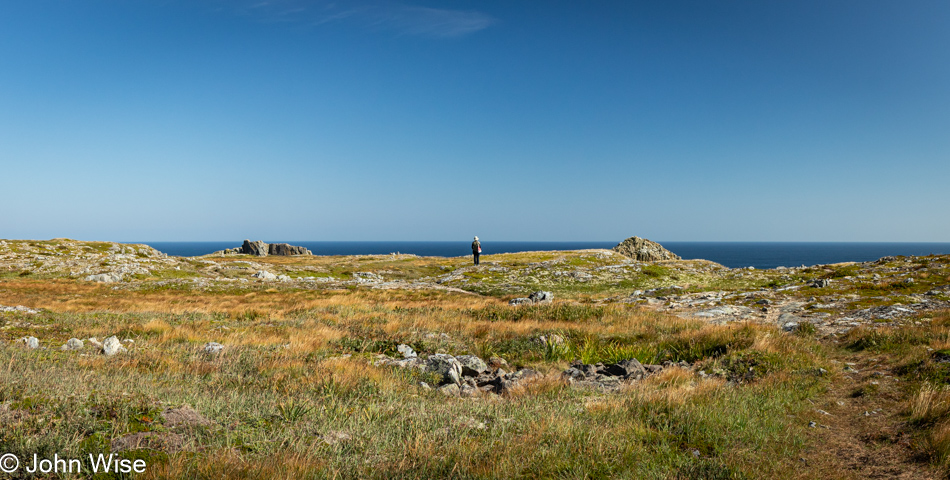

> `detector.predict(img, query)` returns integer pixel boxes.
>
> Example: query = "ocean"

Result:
[135,241,950,270]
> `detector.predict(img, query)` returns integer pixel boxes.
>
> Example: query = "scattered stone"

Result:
[438,383,460,396]
[528,291,554,304]
[510,291,554,306]
[612,236,681,261]
[459,385,478,398]
[396,344,417,358]
[17,336,39,349]
[102,336,127,356]
[376,355,427,370]
[252,270,277,281]
[779,313,806,332]
[380,352,539,395]
[84,273,123,283]
[202,342,224,355]
[354,272,383,282]
[0,305,40,314]
[563,358,660,389]
[60,338,83,351]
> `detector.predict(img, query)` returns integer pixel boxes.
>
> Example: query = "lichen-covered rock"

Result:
[18,336,39,349]
[613,236,680,261]
[426,354,463,385]
[456,355,488,376]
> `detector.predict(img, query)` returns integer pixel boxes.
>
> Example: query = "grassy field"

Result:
[1,241,949,478]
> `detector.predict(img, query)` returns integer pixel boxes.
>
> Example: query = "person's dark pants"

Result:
[473,253,480,265]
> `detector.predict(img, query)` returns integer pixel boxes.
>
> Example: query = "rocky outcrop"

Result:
[243,240,269,256]
[613,236,680,261]
[217,240,313,256]
[268,243,311,256]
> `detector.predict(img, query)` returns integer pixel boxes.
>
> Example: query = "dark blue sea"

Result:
[134,241,950,270]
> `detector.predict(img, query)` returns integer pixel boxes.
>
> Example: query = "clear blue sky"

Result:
[1,1,947,242]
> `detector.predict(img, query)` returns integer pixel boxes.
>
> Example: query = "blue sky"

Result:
[1,1,947,242]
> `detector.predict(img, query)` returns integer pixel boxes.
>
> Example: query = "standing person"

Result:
[471,236,481,265]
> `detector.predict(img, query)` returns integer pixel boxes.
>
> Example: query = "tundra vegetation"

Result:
[0,238,949,478]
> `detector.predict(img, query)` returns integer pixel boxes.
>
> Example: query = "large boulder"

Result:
[612,236,680,262]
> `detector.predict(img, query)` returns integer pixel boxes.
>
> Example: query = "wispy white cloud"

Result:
[220,1,495,38]
[363,4,495,38]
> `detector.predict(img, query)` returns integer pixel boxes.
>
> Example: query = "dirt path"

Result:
[802,351,938,479]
